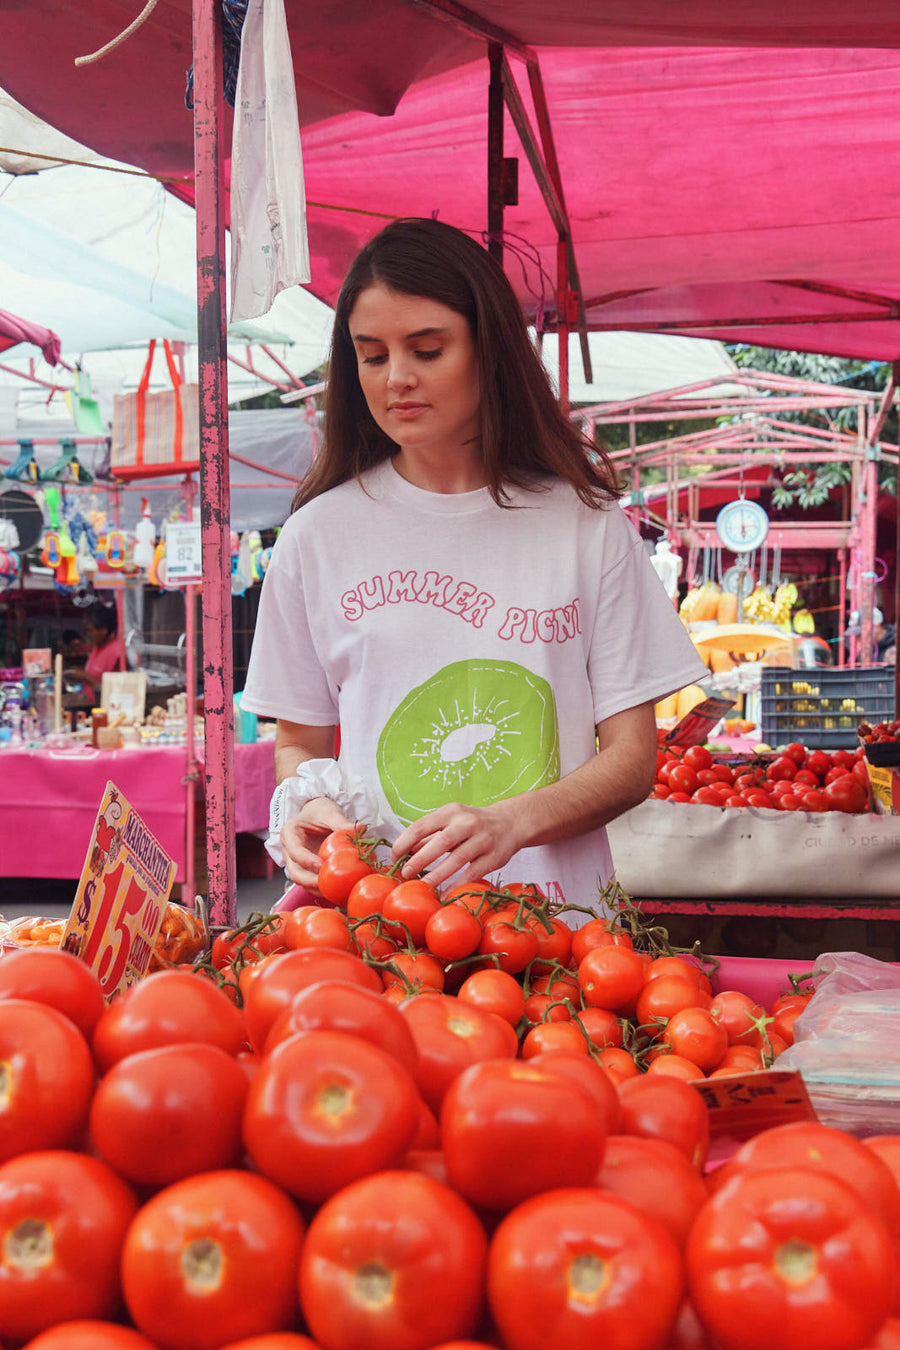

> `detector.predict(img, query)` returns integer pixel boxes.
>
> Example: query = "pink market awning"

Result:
[0,307,61,365]
[4,8,900,358]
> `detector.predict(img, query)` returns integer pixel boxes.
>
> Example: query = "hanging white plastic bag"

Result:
[230,0,310,322]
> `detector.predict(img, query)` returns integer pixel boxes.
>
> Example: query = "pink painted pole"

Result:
[191,0,237,926]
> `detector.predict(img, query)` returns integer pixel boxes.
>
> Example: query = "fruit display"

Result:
[650,741,872,813]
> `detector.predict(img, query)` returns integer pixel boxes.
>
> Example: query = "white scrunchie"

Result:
[264,758,391,867]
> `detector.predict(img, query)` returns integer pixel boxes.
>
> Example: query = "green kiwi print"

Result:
[377,659,560,824]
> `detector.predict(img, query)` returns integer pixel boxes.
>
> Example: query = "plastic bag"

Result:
[229,0,310,322]
[777,951,900,1135]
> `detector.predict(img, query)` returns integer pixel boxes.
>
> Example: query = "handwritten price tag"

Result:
[696,1069,818,1142]
[62,781,176,1001]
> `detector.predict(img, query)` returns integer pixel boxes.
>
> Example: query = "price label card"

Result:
[165,521,203,582]
[22,647,52,675]
[695,1069,818,1143]
[62,781,176,1001]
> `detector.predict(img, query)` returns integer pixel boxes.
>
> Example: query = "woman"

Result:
[81,603,125,701]
[242,219,706,909]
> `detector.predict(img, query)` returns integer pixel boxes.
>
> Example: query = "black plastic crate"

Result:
[760,664,896,749]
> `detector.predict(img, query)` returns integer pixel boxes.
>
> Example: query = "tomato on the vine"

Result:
[456,968,526,1026]
[317,848,375,906]
[424,903,483,961]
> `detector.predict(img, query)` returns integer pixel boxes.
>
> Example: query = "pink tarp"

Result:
[4,6,900,357]
[0,307,61,365]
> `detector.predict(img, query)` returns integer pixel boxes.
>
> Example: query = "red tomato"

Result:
[442,1059,606,1210]
[646,1052,705,1081]
[668,763,700,794]
[597,1046,641,1083]
[798,787,828,812]
[424,903,483,962]
[723,793,748,807]
[663,1006,728,1072]
[457,969,526,1026]
[399,993,518,1113]
[769,778,799,800]
[0,1000,95,1163]
[243,1029,420,1203]
[617,1074,710,1169]
[578,945,646,1013]
[216,1337,323,1350]
[241,947,382,1054]
[530,915,574,972]
[574,1005,624,1049]
[687,1167,894,1350]
[382,879,442,945]
[776,793,803,811]
[832,749,858,769]
[571,918,633,965]
[766,756,797,782]
[121,1170,303,1349]
[793,768,819,787]
[299,1171,487,1350]
[707,1121,900,1235]
[0,1151,138,1342]
[823,774,869,814]
[745,789,775,809]
[635,974,710,1028]
[263,978,418,1074]
[317,848,374,906]
[693,786,724,806]
[0,949,105,1040]
[346,870,397,919]
[805,749,831,778]
[284,906,357,954]
[441,881,492,915]
[92,970,247,1072]
[89,1042,249,1187]
[526,1050,621,1134]
[318,827,369,858]
[488,1187,683,1350]
[477,918,538,974]
[683,745,714,771]
[18,1323,160,1350]
[782,742,808,765]
[521,1020,590,1058]
[352,918,399,961]
[595,1133,709,1249]
[708,988,765,1047]
[382,949,446,994]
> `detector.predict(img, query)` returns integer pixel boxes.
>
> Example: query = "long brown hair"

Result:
[293,218,620,511]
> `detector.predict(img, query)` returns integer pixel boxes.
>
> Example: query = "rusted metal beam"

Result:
[402,0,536,61]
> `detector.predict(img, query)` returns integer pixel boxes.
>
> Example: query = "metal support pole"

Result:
[858,406,878,666]
[557,236,570,417]
[191,0,237,926]
[487,44,504,266]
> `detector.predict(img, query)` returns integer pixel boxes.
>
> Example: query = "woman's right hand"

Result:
[280,796,356,894]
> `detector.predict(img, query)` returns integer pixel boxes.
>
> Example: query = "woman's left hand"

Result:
[392,800,522,889]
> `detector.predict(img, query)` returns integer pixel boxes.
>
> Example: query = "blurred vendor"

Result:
[78,603,125,701]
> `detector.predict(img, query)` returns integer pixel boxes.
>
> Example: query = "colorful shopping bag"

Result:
[110,340,200,480]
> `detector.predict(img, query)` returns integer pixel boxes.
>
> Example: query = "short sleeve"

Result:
[240,519,339,724]
[586,509,708,724]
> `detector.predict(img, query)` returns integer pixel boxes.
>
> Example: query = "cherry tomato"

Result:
[0,1000,95,1163]
[424,903,483,962]
[687,1167,894,1350]
[92,970,247,1072]
[488,1187,683,1350]
[299,1171,487,1350]
[89,1042,249,1187]
[0,1151,138,1343]
[243,1029,421,1203]
[121,1170,304,1350]
[457,969,525,1026]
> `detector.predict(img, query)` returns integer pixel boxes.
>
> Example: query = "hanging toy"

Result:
[0,549,21,588]
[230,530,247,596]
[40,485,61,568]
[75,526,98,576]
[4,438,40,484]
[244,530,264,582]
[105,528,126,567]
[133,497,157,571]
[55,519,80,589]
[148,539,167,588]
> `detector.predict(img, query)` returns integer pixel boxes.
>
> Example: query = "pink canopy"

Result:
[0,307,61,365]
[4,4,900,357]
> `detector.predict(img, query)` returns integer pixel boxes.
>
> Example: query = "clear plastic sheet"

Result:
[777,951,900,1134]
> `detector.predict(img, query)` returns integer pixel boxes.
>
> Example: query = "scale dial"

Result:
[715,499,769,554]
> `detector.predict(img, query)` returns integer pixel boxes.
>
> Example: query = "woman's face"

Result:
[347,284,481,462]
[84,621,107,648]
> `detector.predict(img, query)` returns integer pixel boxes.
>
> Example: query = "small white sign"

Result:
[165,521,203,582]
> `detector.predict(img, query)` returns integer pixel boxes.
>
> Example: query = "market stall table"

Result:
[0,739,275,884]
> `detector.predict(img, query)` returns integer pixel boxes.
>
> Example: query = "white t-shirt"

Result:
[242,460,707,907]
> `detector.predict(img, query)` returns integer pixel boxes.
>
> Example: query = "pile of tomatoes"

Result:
[650,742,871,814]
[2,929,900,1350]
[859,720,900,746]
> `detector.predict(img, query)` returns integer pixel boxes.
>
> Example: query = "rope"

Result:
[74,0,160,66]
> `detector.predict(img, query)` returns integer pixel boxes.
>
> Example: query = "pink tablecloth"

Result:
[0,740,275,882]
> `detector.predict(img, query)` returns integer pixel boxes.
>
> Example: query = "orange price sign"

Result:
[62,781,176,1001]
